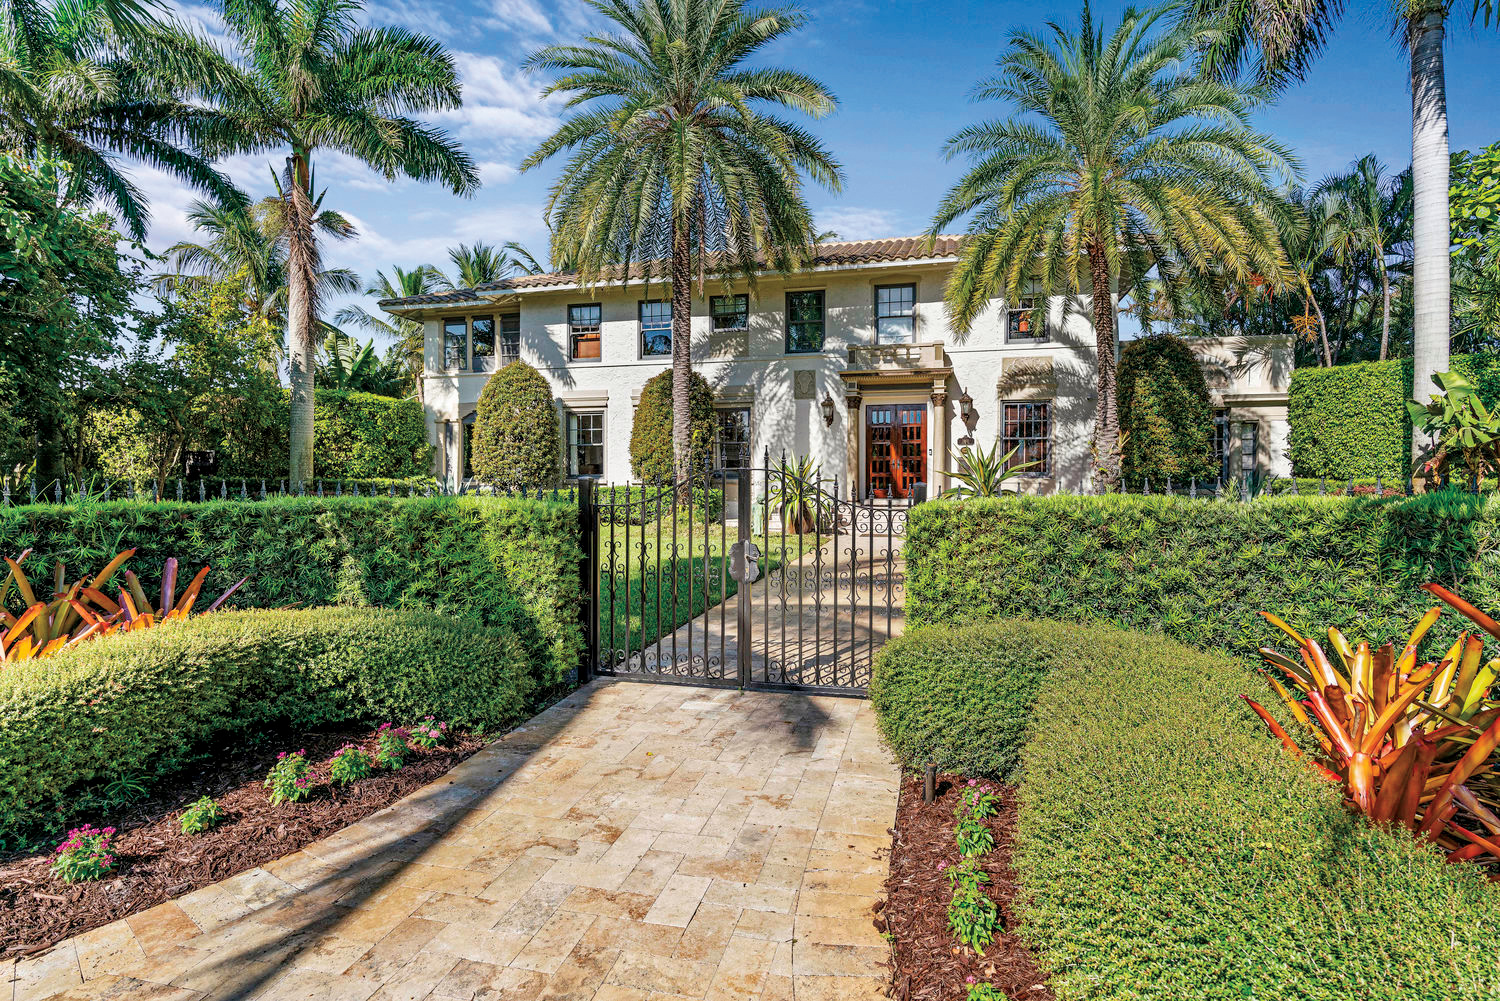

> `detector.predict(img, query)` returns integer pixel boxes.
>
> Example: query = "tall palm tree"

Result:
[1187,0,1495,448]
[435,241,529,290]
[1313,155,1400,360]
[199,0,479,480]
[0,0,248,237]
[931,4,1296,491]
[333,264,439,397]
[158,170,360,341]
[522,0,842,477]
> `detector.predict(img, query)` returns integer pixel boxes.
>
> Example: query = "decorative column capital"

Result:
[844,390,863,412]
[930,391,948,408]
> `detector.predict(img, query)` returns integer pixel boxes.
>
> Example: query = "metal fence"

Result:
[0,475,579,507]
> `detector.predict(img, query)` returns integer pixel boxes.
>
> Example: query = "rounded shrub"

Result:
[869,620,1068,778]
[0,606,533,842]
[470,361,561,488]
[628,369,716,481]
[1118,333,1216,484]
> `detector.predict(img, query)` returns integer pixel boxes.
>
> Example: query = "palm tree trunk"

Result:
[286,151,317,482]
[1311,292,1332,367]
[1378,255,1392,362]
[1410,8,1451,453]
[670,220,692,481]
[1086,240,1120,492]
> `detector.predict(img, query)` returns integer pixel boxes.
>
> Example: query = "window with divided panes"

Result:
[714,407,751,469]
[875,284,915,344]
[1001,401,1051,475]
[443,317,467,370]
[569,303,601,361]
[1006,281,1045,342]
[639,300,671,357]
[566,410,604,476]
[785,290,824,353]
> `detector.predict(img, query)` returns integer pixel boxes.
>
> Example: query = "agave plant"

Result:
[768,455,830,534]
[945,441,1039,499]
[1246,585,1500,866]
[1,550,246,663]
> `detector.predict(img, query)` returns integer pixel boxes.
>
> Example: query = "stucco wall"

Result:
[412,258,1289,492]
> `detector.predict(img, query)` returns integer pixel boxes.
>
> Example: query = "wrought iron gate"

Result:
[580,454,905,696]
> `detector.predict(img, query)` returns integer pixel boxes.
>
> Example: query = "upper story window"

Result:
[470,314,495,371]
[443,317,467,371]
[875,284,915,344]
[1001,401,1051,476]
[639,300,672,357]
[786,290,825,354]
[569,303,601,361]
[711,294,748,331]
[715,406,752,469]
[498,313,520,366]
[1007,280,1046,342]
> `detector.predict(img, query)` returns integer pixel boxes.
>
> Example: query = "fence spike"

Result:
[54,481,62,502]
[1405,475,1413,496]
[220,481,227,499]
[1289,477,1297,495]
[1347,478,1353,496]
[28,478,36,503]
[176,479,183,501]
[1320,476,1327,496]
[1376,475,1383,496]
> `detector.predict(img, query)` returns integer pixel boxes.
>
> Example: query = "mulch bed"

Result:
[883,773,1054,1001]
[0,725,487,957]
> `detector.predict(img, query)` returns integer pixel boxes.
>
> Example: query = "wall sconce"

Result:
[957,389,978,446]
[820,392,836,428]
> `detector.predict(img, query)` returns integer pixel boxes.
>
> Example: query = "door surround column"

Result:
[844,389,862,498]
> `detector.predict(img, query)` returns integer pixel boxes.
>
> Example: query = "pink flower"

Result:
[966,975,977,984]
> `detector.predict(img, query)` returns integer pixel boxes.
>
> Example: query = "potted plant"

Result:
[769,455,829,533]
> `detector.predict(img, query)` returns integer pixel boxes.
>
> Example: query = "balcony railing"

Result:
[846,341,947,371]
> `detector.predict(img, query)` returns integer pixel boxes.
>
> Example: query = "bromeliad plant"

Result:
[1246,583,1500,865]
[1,549,246,663]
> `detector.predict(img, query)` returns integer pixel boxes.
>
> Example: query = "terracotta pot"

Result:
[873,488,888,499]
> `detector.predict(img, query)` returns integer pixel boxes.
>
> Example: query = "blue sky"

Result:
[143,0,1500,349]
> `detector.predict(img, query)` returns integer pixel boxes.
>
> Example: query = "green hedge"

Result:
[1288,352,1500,478]
[905,492,1500,659]
[0,608,532,841]
[304,389,431,479]
[0,494,582,685]
[1011,619,1500,999]
[869,621,1063,778]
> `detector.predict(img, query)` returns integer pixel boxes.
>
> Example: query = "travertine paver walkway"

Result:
[13,681,898,1001]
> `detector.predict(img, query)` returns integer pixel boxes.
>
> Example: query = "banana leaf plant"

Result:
[1407,369,1500,485]
[1,550,246,663]
[1245,586,1500,868]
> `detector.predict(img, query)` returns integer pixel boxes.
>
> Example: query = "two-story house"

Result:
[378,236,1292,496]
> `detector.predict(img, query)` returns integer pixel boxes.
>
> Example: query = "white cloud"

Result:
[432,51,561,151]
[477,160,519,184]
[813,206,906,241]
[482,0,596,40]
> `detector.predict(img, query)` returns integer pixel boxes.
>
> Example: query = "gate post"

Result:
[577,478,597,686]
[736,468,753,689]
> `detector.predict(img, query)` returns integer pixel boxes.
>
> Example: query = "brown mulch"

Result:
[0,725,488,957]
[883,773,1054,1001]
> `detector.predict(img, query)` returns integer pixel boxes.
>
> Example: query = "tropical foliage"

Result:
[522,0,842,475]
[1408,368,1500,483]
[945,441,1036,499]
[930,5,1295,490]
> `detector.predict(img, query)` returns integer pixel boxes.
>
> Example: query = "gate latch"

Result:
[728,541,761,584]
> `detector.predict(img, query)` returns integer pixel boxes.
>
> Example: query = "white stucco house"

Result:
[378,235,1291,497]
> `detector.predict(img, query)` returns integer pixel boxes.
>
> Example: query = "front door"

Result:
[865,403,927,499]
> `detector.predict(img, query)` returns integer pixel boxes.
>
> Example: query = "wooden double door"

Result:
[866,403,927,499]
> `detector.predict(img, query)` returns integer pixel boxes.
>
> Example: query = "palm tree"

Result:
[435,241,529,290]
[931,5,1296,492]
[199,0,479,481]
[333,264,439,398]
[522,0,842,477]
[1313,155,1401,360]
[0,0,254,238]
[158,170,360,342]
[318,329,410,395]
[1187,0,1495,446]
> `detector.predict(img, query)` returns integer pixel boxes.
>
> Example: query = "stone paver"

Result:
[18,681,898,1001]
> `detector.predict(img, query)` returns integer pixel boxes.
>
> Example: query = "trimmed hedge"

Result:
[0,494,583,685]
[905,492,1500,659]
[307,389,431,479]
[629,369,716,480]
[1288,352,1500,478]
[0,608,532,840]
[1010,619,1500,999]
[869,621,1060,778]
[1118,334,1216,484]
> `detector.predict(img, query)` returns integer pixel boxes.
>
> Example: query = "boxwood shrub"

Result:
[1012,619,1500,1000]
[0,608,532,842]
[0,494,582,685]
[905,491,1500,659]
[869,621,1067,778]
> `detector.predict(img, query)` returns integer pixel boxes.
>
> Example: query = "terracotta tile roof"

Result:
[379,235,963,309]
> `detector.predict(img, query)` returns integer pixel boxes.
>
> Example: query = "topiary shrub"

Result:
[470,361,562,488]
[629,369,716,481]
[1118,333,1216,484]
[870,620,1066,778]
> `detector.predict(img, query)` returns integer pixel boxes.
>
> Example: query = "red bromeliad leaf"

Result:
[1425,583,1500,641]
